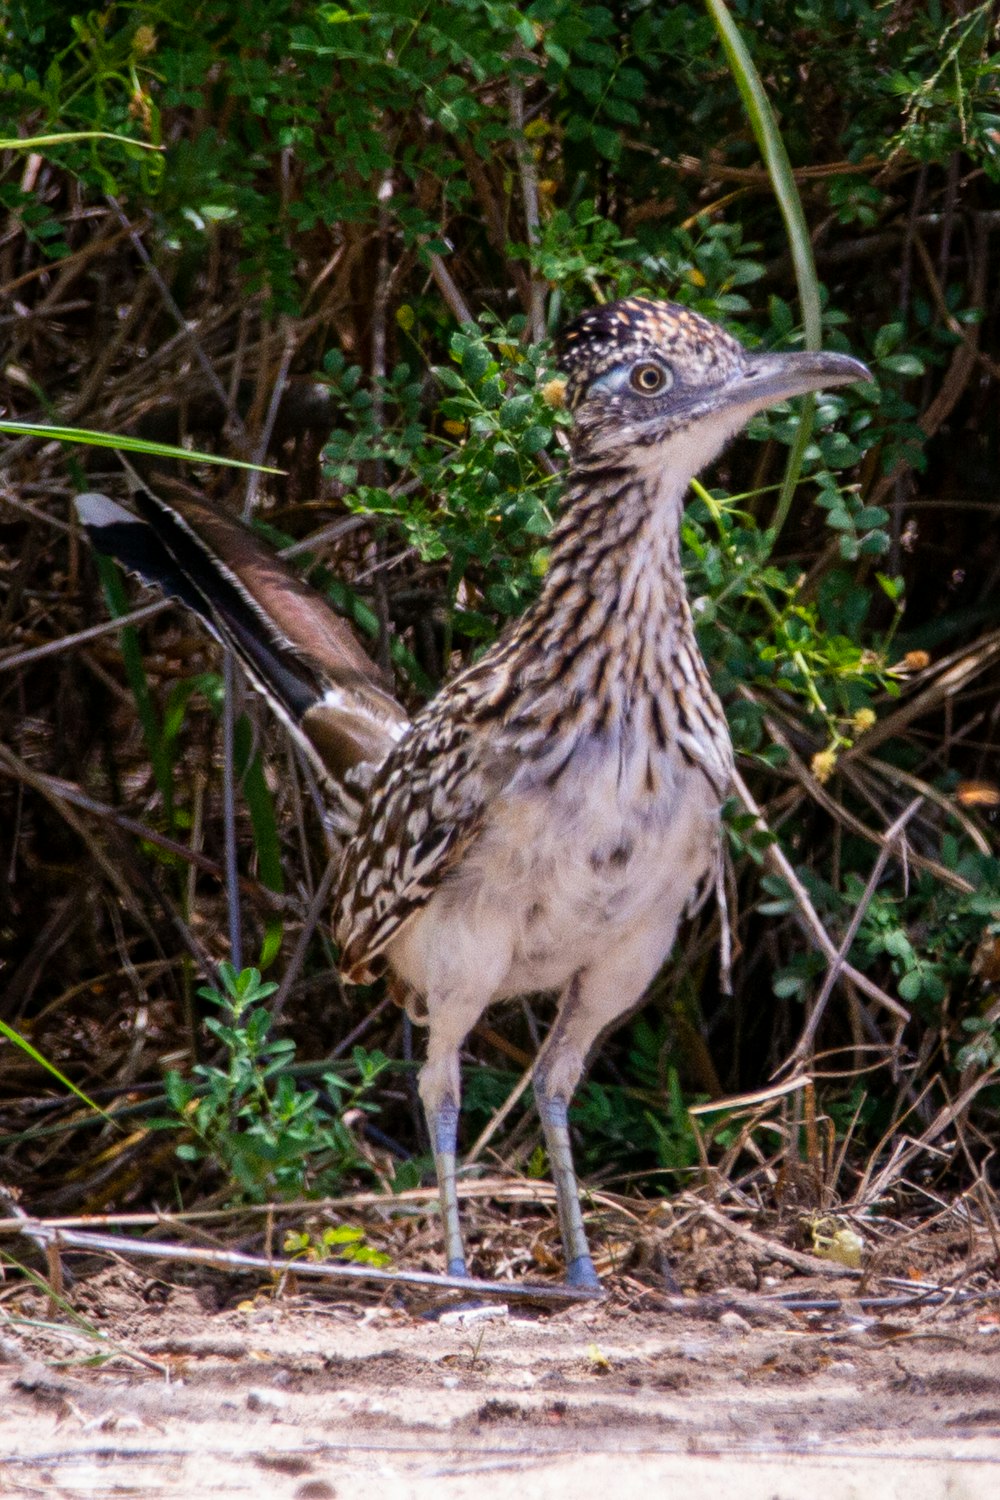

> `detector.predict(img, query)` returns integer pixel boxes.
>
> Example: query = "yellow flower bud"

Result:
[811,749,838,784]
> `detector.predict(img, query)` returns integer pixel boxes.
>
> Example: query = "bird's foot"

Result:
[565,1254,602,1292]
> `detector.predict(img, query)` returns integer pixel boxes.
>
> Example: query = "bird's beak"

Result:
[734,348,872,408]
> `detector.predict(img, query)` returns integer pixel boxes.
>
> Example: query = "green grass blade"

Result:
[233,722,284,897]
[0,131,163,153]
[704,0,822,542]
[0,1019,111,1120]
[0,421,283,475]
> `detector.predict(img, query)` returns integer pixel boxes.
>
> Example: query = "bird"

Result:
[76,296,870,1289]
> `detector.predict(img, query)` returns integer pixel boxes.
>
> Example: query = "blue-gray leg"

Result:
[426,1095,467,1278]
[418,989,493,1279]
[534,1085,601,1291]
[534,941,683,1291]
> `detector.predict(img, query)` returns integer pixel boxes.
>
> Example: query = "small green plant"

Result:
[282,1224,390,1268]
[162,963,389,1202]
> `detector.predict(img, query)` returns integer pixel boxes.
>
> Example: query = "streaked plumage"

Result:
[77,297,869,1288]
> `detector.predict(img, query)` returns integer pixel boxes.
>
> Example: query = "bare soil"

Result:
[2,1254,1000,1499]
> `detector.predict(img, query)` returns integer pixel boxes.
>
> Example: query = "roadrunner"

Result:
[77,298,869,1288]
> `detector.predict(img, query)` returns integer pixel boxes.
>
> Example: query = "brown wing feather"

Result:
[333,701,497,981]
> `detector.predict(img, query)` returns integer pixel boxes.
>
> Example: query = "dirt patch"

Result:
[2,1259,1000,1498]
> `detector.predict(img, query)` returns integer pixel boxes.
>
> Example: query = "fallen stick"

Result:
[9,1220,598,1302]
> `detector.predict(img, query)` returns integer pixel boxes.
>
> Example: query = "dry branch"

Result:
[5,1219,596,1303]
[732,768,910,1027]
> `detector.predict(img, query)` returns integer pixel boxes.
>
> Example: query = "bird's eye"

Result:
[630,361,671,395]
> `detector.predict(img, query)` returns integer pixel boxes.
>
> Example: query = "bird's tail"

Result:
[75,484,410,787]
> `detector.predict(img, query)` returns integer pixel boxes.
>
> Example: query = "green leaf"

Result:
[897,969,925,1001]
[880,352,926,377]
[873,322,904,359]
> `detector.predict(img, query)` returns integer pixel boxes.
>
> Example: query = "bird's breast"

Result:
[387,731,723,1005]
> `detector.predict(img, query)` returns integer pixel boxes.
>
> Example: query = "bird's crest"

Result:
[557,296,745,409]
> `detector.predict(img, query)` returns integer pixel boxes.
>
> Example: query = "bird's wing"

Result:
[334,698,501,982]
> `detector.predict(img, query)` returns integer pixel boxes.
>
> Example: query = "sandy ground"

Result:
[2,1263,1000,1498]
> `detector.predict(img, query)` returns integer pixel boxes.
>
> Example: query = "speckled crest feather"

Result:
[558,296,744,410]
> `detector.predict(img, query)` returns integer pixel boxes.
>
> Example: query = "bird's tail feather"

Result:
[75,485,410,784]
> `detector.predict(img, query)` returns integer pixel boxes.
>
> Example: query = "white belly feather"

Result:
[388,734,721,1010]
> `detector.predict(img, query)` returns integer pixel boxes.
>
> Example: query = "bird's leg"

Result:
[418,992,486,1279]
[535,1089,599,1290]
[426,1094,466,1277]
[532,974,602,1291]
[535,927,685,1290]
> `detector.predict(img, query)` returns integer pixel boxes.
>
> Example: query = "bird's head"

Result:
[557,296,870,479]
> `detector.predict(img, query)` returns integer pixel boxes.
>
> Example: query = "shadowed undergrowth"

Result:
[0,1,998,1281]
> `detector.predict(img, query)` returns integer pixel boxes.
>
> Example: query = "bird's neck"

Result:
[559,453,690,605]
[459,450,732,792]
[470,454,720,759]
[521,456,697,683]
